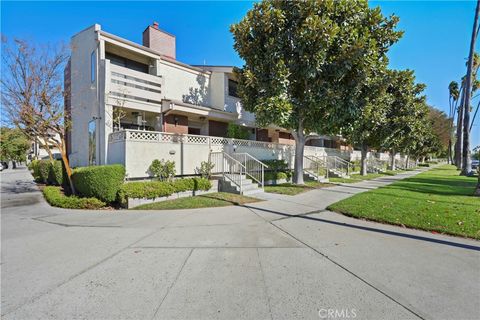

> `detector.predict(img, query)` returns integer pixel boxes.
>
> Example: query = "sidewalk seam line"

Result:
[151,248,194,320]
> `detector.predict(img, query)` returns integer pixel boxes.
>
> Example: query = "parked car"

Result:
[472,160,479,170]
[1,162,8,170]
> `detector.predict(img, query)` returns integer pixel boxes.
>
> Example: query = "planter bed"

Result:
[124,180,218,209]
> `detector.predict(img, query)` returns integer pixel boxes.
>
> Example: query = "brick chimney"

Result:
[142,22,176,59]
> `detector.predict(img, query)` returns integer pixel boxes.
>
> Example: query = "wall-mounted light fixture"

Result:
[174,116,179,126]
[233,144,237,152]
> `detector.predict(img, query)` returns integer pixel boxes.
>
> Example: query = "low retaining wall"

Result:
[126,180,218,209]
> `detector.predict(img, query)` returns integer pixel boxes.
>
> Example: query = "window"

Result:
[228,79,239,98]
[88,120,96,165]
[90,51,96,83]
[106,52,149,74]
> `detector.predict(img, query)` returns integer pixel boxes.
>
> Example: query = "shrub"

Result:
[48,160,65,186]
[38,160,50,184]
[418,163,430,167]
[43,186,105,209]
[226,123,250,140]
[149,159,176,181]
[73,164,125,203]
[118,178,212,204]
[29,160,42,182]
[196,161,215,179]
[261,159,288,172]
[264,171,288,181]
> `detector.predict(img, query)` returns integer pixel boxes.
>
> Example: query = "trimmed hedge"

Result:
[118,178,212,204]
[48,161,65,186]
[72,164,125,203]
[418,163,430,167]
[43,186,105,209]
[38,160,50,184]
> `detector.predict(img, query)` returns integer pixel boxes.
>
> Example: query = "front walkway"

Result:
[1,167,479,319]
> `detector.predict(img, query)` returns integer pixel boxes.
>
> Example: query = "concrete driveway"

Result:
[1,167,479,320]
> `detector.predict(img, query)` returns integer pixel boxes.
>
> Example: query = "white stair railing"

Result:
[326,156,351,176]
[304,155,328,180]
[230,153,268,189]
[209,152,246,193]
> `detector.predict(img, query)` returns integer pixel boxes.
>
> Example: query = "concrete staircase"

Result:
[219,173,264,196]
[303,171,329,183]
[328,169,349,179]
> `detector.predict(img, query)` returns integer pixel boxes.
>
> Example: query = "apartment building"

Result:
[65,23,347,178]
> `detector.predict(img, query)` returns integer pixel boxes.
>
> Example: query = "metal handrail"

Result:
[230,152,267,188]
[326,155,351,176]
[304,155,329,180]
[210,152,246,193]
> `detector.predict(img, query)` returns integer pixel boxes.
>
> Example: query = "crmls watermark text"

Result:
[318,308,357,319]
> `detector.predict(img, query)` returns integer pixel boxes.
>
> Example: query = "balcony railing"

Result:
[108,63,164,106]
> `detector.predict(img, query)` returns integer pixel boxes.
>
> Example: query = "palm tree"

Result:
[462,0,480,175]
[448,81,459,164]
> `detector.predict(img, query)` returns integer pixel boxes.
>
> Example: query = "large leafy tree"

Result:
[231,0,402,184]
[382,70,427,170]
[344,71,393,175]
[0,127,30,167]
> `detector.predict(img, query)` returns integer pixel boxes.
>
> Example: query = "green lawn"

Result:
[132,192,261,210]
[328,165,480,239]
[329,172,394,184]
[264,182,332,195]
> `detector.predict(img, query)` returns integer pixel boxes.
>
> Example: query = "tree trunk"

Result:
[292,127,305,185]
[360,143,368,176]
[406,154,410,169]
[455,87,465,169]
[55,141,75,194]
[447,139,452,164]
[389,149,396,170]
[462,0,480,175]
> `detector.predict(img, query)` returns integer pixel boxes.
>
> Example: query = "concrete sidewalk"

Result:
[1,167,479,319]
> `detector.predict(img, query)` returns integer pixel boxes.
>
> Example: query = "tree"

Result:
[344,72,393,175]
[231,0,402,184]
[381,70,427,170]
[0,38,75,191]
[462,0,480,175]
[0,127,30,168]
[427,107,451,158]
[448,81,459,163]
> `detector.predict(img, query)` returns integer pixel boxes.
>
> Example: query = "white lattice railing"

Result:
[108,129,389,161]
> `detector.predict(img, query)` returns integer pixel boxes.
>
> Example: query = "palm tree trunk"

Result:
[462,0,480,175]
[455,87,465,169]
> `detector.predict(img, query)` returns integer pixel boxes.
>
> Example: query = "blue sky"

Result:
[1,1,479,147]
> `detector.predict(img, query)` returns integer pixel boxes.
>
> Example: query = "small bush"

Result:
[73,164,125,203]
[48,160,65,186]
[43,186,105,209]
[149,159,176,181]
[418,163,430,167]
[226,123,251,140]
[196,161,215,179]
[38,160,50,184]
[261,159,288,172]
[265,171,288,181]
[118,178,212,204]
[29,160,42,182]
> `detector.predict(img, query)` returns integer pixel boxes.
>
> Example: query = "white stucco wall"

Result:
[69,24,102,167]
[159,60,212,108]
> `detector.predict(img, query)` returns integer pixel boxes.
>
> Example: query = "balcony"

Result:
[106,62,164,111]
